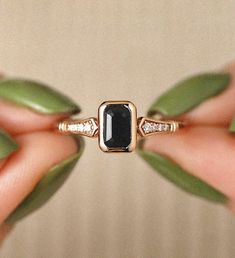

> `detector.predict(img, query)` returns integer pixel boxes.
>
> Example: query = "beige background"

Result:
[1,1,235,257]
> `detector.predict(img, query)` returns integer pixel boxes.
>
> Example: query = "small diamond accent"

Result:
[65,118,98,137]
[142,123,152,133]
[142,122,170,134]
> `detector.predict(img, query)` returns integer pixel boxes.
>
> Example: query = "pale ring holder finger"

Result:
[58,101,183,153]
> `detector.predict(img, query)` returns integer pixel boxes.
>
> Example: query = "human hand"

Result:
[138,63,235,211]
[0,78,83,245]
[1,62,235,245]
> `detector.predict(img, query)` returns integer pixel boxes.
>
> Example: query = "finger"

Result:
[0,131,78,224]
[0,99,67,135]
[0,224,12,247]
[0,78,80,135]
[0,129,19,168]
[0,161,5,169]
[181,64,235,125]
[142,127,235,205]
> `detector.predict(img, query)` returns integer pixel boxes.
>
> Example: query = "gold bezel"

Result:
[98,100,137,152]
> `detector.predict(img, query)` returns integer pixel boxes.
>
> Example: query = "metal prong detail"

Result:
[58,117,98,138]
[137,117,182,137]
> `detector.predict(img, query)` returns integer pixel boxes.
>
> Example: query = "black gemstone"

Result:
[103,104,132,150]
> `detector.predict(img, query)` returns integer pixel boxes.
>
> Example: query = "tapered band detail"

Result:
[137,117,182,137]
[58,117,98,138]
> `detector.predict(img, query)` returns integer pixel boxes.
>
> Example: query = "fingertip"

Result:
[0,99,69,135]
[140,127,235,202]
[0,131,81,224]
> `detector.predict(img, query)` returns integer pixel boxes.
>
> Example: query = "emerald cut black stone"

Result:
[103,104,131,149]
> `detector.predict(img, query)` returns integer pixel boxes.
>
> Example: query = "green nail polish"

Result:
[0,79,80,114]
[6,137,84,224]
[0,129,18,159]
[229,117,235,133]
[137,149,228,203]
[148,73,231,117]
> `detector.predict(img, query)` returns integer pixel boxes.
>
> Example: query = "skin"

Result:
[1,63,235,245]
[0,100,78,246]
[143,63,235,212]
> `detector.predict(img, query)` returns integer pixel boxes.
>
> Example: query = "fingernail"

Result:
[0,129,18,159]
[137,147,228,203]
[0,79,80,114]
[229,117,235,133]
[148,73,231,117]
[5,136,84,224]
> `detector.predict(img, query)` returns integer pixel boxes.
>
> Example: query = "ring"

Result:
[58,101,183,152]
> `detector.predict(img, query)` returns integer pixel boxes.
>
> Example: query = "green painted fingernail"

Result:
[6,137,84,224]
[0,129,18,159]
[0,79,80,114]
[229,117,235,133]
[148,73,231,117]
[137,148,228,203]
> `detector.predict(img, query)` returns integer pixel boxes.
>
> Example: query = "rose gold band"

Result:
[57,101,183,153]
[58,117,183,138]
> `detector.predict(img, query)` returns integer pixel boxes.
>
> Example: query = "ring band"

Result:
[58,100,183,152]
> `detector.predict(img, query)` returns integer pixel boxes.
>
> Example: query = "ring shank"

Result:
[58,116,183,138]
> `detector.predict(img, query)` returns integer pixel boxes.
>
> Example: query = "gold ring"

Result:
[58,100,183,153]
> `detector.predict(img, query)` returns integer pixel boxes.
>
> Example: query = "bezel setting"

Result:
[98,101,137,152]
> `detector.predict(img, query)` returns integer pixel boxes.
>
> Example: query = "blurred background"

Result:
[1,1,235,257]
